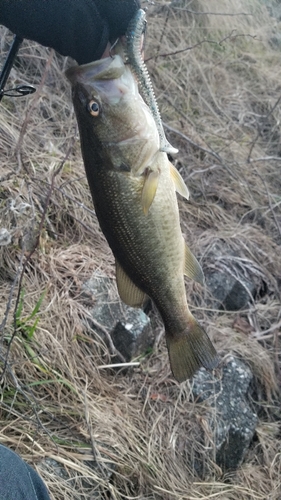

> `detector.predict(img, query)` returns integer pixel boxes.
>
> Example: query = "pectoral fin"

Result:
[184,241,204,285]
[170,163,189,200]
[141,169,160,215]
[116,260,148,307]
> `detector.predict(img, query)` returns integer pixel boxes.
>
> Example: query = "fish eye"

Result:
[88,100,100,116]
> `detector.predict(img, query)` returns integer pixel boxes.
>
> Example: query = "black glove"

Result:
[0,0,140,64]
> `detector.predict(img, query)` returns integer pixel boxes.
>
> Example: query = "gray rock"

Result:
[263,0,281,21]
[82,273,154,363]
[0,228,12,246]
[39,458,69,480]
[192,356,258,472]
[203,242,261,311]
[205,270,256,311]
[39,448,115,498]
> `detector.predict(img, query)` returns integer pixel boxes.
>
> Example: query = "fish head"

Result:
[66,56,133,144]
[66,55,160,173]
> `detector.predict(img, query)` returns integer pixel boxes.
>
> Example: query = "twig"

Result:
[0,356,55,441]
[163,123,242,181]
[163,122,223,163]
[14,49,55,163]
[248,156,281,162]
[247,94,281,162]
[252,319,281,340]
[145,38,218,62]
[83,380,108,480]
[186,164,222,179]
[169,7,253,17]
[86,315,127,363]
[0,171,14,183]
[34,185,98,238]
[39,179,96,217]
[59,175,86,189]
[154,6,170,63]
[0,142,73,383]
[253,168,281,240]
[0,252,24,337]
[145,31,258,62]
[97,362,140,369]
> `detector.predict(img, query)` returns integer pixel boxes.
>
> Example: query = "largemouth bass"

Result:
[66,55,218,382]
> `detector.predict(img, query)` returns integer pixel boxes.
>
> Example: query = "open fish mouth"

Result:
[66,55,125,85]
[66,55,138,105]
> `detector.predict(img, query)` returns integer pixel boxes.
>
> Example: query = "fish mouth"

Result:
[66,55,126,86]
[66,55,137,105]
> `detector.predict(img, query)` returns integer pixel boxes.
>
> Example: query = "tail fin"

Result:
[166,317,219,383]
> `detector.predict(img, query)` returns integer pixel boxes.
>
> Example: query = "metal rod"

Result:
[0,35,23,102]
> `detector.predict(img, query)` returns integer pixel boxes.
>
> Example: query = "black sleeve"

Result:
[0,0,140,64]
[95,0,140,42]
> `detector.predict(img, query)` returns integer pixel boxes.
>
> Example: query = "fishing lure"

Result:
[126,9,178,154]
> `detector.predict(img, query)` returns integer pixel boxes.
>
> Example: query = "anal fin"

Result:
[116,260,148,307]
[184,241,204,285]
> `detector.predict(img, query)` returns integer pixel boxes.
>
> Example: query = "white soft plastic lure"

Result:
[126,9,178,155]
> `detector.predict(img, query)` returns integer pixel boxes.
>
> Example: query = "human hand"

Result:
[0,0,140,64]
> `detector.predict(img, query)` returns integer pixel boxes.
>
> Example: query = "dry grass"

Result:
[0,0,280,498]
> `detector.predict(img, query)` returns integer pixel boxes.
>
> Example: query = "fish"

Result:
[66,54,219,382]
[125,8,178,155]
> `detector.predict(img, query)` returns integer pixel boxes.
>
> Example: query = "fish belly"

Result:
[81,141,219,382]
[92,158,185,315]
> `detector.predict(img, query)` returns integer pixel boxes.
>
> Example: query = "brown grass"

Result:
[0,0,280,498]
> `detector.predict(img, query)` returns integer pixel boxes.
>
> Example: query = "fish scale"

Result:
[66,54,219,382]
[95,161,183,296]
